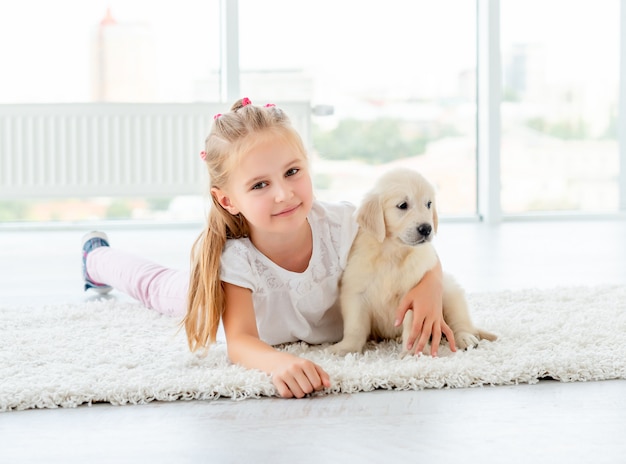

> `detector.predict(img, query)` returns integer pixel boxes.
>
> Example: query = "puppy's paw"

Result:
[455,332,480,350]
[328,341,363,356]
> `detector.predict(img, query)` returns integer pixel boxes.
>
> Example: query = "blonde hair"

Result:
[184,98,308,351]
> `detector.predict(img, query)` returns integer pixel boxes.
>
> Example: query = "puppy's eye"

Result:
[397,202,408,210]
[426,201,432,209]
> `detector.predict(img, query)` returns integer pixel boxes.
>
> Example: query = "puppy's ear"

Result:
[432,201,438,234]
[357,193,386,242]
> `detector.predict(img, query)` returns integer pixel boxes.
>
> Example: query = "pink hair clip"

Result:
[213,113,222,120]
[264,103,275,108]
[241,97,252,107]
[200,151,207,161]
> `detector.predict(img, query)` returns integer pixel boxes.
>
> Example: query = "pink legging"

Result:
[86,247,189,317]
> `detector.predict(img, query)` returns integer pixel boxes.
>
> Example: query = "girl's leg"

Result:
[86,247,189,318]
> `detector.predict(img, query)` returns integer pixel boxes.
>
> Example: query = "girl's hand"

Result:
[393,263,456,357]
[222,283,331,398]
[271,354,331,399]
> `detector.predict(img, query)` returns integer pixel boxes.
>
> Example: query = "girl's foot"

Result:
[82,231,113,294]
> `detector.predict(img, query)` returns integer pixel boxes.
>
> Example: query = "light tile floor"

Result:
[1,220,625,463]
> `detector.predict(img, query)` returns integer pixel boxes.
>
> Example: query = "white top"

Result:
[220,201,358,346]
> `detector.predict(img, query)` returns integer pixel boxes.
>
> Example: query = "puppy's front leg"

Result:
[328,298,371,355]
[441,275,497,349]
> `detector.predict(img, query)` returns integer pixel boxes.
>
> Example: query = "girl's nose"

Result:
[274,180,293,202]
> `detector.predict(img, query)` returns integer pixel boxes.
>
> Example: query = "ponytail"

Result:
[184,219,225,351]
[184,196,249,351]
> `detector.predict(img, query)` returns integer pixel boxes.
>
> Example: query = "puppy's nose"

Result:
[417,224,432,237]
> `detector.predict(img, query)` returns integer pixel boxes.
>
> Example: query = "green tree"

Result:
[526,117,590,140]
[0,201,29,221]
[313,118,427,164]
[147,197,171,211]
[106,200,133,219]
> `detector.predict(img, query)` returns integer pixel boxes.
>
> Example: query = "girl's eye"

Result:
[397,201,408,210]
[426,201,432,209]
[251,181,268,190]
[285,168,299,177]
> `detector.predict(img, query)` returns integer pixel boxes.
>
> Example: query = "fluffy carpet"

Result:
[2,285,625,412]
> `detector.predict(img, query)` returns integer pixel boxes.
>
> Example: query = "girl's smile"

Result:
[273,203,302,217]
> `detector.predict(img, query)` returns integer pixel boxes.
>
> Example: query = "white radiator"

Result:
[0,102,311,198]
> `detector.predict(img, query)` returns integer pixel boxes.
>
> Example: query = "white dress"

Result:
[220,201,358,345]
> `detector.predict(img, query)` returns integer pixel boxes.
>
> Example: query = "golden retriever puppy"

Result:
[330,168,496,356]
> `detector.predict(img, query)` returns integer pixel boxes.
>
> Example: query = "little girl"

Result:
[82,98,456,398]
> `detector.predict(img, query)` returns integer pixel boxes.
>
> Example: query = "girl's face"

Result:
[213,133,313,239]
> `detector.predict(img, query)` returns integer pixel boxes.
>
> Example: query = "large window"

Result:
[0,1,220,222]
[2,1,624,223]
[239,0,477,216]
[500,0,620,214]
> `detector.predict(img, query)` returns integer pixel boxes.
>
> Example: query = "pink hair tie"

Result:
[200,151,207,161]
[264,103,275,108]
[213,113,222,120]
[241,97,252,106]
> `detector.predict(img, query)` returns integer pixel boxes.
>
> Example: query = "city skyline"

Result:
[2,1,475,105]
[0,1,618,108]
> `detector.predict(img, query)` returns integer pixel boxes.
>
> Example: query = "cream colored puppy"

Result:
[331,168,496,356]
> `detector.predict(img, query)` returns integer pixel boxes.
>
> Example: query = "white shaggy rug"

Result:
[1,285,625,412]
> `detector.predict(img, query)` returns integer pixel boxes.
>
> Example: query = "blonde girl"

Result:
[82,98,456,398]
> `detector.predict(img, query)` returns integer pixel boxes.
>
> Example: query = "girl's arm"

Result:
[221,282,331,398]
[393,260,457,357]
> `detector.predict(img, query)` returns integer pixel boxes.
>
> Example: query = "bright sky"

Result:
[0,0,619,104]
